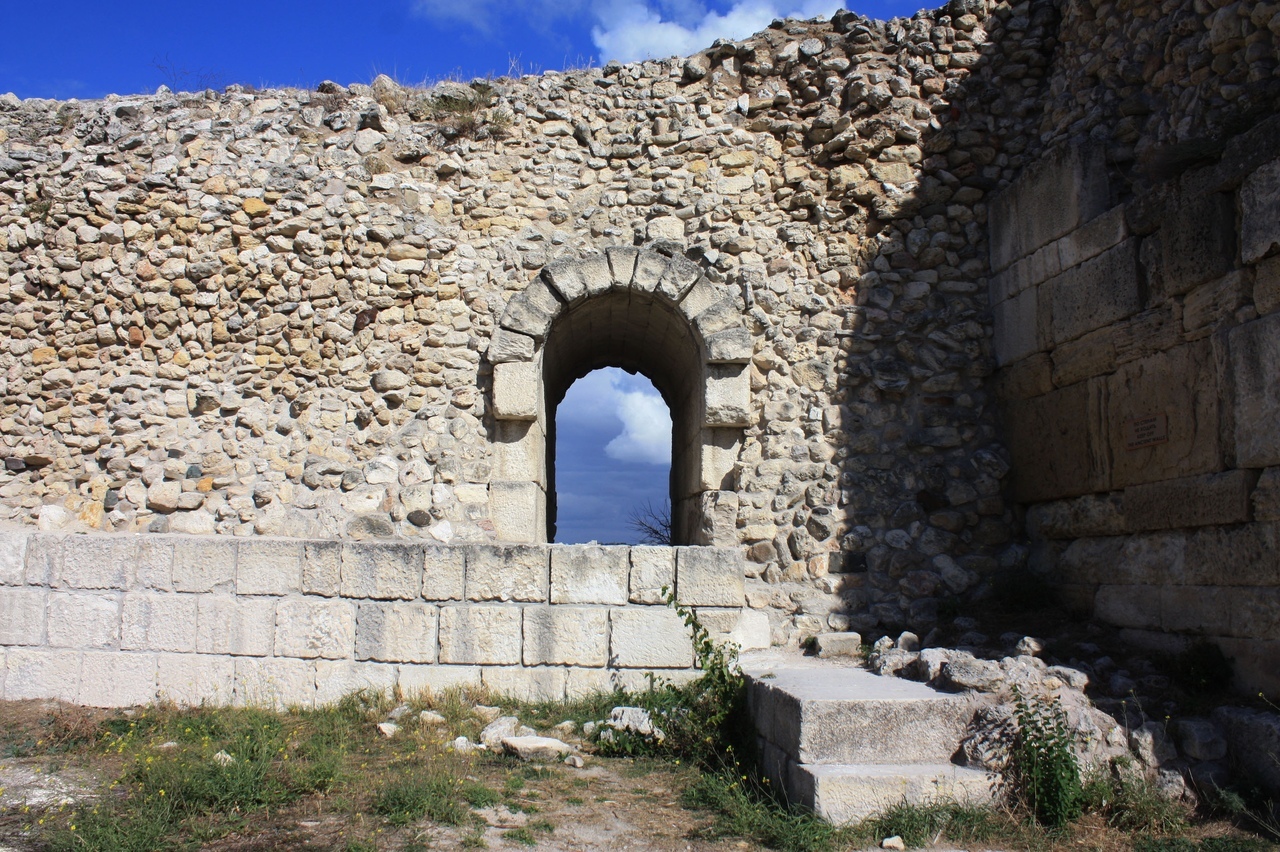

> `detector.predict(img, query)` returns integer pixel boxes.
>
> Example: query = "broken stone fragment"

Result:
[502,736,573,761]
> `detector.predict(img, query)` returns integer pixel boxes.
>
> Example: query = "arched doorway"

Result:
[488,247,753,546]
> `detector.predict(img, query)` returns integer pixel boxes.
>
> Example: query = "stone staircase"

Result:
[743,653,998,825]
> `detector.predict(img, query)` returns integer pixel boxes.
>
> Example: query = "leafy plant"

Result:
[1009,688,1082,826]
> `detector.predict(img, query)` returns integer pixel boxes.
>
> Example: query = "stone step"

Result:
[789,761,997,825]
[745,657,981,766]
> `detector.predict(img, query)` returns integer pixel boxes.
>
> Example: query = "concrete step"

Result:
[745,657,981,766]
[792,761,997,825]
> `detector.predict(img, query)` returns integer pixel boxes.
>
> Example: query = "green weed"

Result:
[681,767,853,852]
[1010,688,1083,826]
[372,774,469,826]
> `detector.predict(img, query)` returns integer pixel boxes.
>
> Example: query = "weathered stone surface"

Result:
[355,602,437,663]
[422,545,465,601]
[196,595,275,656]
[489,481,542,543]
[46,592,118,649]
[1229,313,1280,467]
[480,666,568,702]
[0,532,28,586]
[503,735,573,760]
[157,652,235,706]
[121,593,197,652]
[609,607,693,668]
[236,540,303,596]
[77,650,157,708]
[1242,159,1280,264]
[1047,239,1142,345]
[492,361,539,421]
[1184,523,1280,587]
[57,537,134,590]
[1094,584,1161,629]
[1122,470,1257,532]
[275,597,356,659]
[1106,341,1222,489]
[1026,494,1127,540]
[1254,468,1280,521]
[315,659,399,705]
[302,541,341,597]
[629,546,675,605]
[466,544,548,602]
[1003,379,1109,502]
[992,287,1043,366]
[438,605,521,665]
[233,657,316,709]
[340,543,422,600]
[172,539,236,593]
[551,546,628,605]
[676,547,745,607]
[0,587,44,645]
[1156,192,1237,296]
[4,648,81,702]
[522,606,608,666]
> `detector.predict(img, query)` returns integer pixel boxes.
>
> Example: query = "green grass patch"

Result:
[372,774,470,826]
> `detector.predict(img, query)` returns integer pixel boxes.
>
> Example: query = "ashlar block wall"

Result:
[0,531,755,707]
[989,120,1280,696]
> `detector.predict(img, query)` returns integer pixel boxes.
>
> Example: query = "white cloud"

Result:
[605,386,672,465]
[591,0,844,63]
[557,367,672,466]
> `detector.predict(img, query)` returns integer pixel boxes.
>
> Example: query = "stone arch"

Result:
[487,247,753,545]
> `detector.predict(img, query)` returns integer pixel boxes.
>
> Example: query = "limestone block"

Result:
[173,538,236,593]
[0,587,44,645]
[1026,494,1127,540]
[302,540,341,596]
[481,666,568,702]
[630,546,675,604]
[631,251,670,293]
[340,542,423,600]
[121,593,197,652]
[1094,584,1161,630]
[5,648,80,701]
[1051,326,1115,386]
[693,297,740,339]
[523,606,608,666]
[655,256,702,303]
[1185,523,1280,587]
[678,278,721,323]
[1107,341,1222,489]
[438,605,522,665]
[993,287,1043,366]
[698,607,770,650]
[677,547,745,607]
[1229,313,1280,467]
[423,545,465,602]
[989,255,1034,305]
[1256,256,1280,317]
[233,657,316,709]
[0,531,28,585]
[1184,271,1248,339]
[78,651,157,708]
[1161,586,1230,634]
[499,277,562,341]
[647,215,686,242]
[691,490,740,547]
[994,354,1054,401]
[1112,305,1181,365]
[610,607,694,668]
[606,245,640,288]
[1002,378,1109,502]
[542,260,586,303]
[492,361,539,421]
[196,595,275,656]
[235,539,303,596]
[705,364,751,427]
[577,254,614,298]
[466,544,549,602]
[488,328,536,363]
[1058,204,1127,269]
[1254,468,1280,521]
[565,666,622,698]
[396,663,482,696]
[136,538,175,591]
[1241,158,1280,264]
[47,592,119,649]
[275,597,356,659]
[315,659,398,705]
[157,653,235,706]
[1122,470,1257,532]
[490,481,544,543]
[1218,637,1280,699]
[57,536,135,590]
[1154,191,1237,296]
[24,535,60,586]
[1047,239,1141,345]
[355,601,438,663]
[550,546,629,605]
[1116,532,1186,586]
[1214,705,1280,791]
[989,141,1108,271]
[700,429,743,492]
[493,420,545,484]
[1226,587,1280,640]
[705,326,753,363]
[1053,536,1123,585]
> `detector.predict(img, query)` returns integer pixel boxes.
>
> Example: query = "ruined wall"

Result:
[0,2,1045,647]
[0,530,753,707]
[989,0,1280,695]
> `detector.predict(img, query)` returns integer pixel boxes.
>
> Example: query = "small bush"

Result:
[1081,763,1186,834]
[1009,688,1082,826]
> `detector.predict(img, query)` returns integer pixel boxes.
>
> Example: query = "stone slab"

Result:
[992,286,1043,366]
[172,538,236,593]
[4,648,80,701]
[157,652,235,706]
[233,657,316,709]
[275,597,356,659]
[1047,238,1142,345]
[1183,523,1280,587]
[437,605,522,665]
[57,536,135,590]
[302,540,341,596]
[355,601,438,663]
[1122,470,1257,532]
[489,481,543,544]
[1002,378,1109,502]
[1156,191,1237,296]
[794,762,996,825]
[121,593,198,652]
[1242,158,1280,264]
[396,663,483,696]
[46,592,118,649]
[0,587,45,645]
[676,547,745,607]
[492,361,540,421]
[196,594,275,656]
[481,666,568,702]
[1025,494,1127,540]
[0,532,28,586]
[550,545,629,605]
[236,539,303,596]
[609,607,693,668]
[629,546,675,605]
[1229,313,1280,467]
[340,542,423,600]
[315,659,399,705]
[1254,467,1280,521]
[466,544,548,602]
[77,651,157,708]
[522,606,608,667]
[423,545,465,601]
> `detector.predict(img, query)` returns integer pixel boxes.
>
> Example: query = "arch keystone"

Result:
[632,251,671,293]
[577,255,613,299]
[605,246,639,288]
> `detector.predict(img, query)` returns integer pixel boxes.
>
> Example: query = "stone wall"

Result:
[990,116,1280,696]
[0,529,754,707]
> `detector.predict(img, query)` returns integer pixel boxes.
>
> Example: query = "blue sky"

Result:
[2,0,931,100]
[555,369,672,544]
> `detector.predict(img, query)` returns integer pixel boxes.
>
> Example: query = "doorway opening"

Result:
[550,367,672,544]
